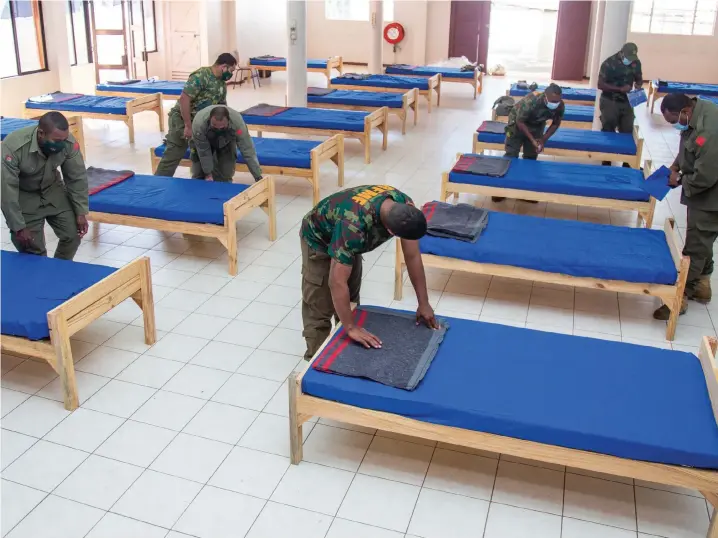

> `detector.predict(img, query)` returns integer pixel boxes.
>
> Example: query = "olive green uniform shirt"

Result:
[169,66,228,121]
[1,126,88,232]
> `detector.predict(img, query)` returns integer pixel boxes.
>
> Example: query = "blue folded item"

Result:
[249,58,329,69]
[307,89,405,109]
[89,174,250,225]
[628,89,648,107]
[303,312,718,469]
[654,80,718,96]
[449,155,650,202]
[25,95,131,115]
[419,209,677,284]
[1,251,116,340]
[243,107,370,132]
[509,84,597,101]
[560,104,593,123]
[477,126,637,155]
[0,117,37,140]
[96,80,185,96]
[699,95,718,106]
[332,74,431,90]
[642,165,672,201]
[385,65,475,79]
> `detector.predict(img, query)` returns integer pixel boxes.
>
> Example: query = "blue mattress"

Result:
[560,104,593,123]
[249,58,328,69]
[385,65,474,79]
[303,312,718,469]
[450,156,650,202]
[420,210,676,284]
[154,137,321,169]
[96,80,184,96]
[0,117,37,140]
[243,107,369,132]
[89,174,249,225]
[307,90,404,109]
[1,251,116,340]
[25,95,131,115]
[509,84,597,102]
[332,74,430,91]
[699,95,718,106]
[654,80,718,96]
[477,126,637,155]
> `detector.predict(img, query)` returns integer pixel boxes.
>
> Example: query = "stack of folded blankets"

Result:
[423,201,489,243]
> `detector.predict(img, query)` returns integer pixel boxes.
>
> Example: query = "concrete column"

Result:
[368,0,384,74]
[591,0,632,129]
[286,0,308,107]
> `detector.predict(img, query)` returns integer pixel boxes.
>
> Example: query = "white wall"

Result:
[236,0,287,62]
[629,30,718,83]
[425,0,451,64]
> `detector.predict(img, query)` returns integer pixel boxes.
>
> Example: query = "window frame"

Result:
[67,0,93,66]
[2,0,49,78]
[143,0,157,53]
[630,0,717,36]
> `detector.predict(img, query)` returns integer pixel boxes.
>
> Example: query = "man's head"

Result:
[661,93,694,129]
[37,112,69,155]
[214,53,238,81]
[544,83,563,110]
[620,42,638,65]
[209,106,230,131]
[383,202,427,240]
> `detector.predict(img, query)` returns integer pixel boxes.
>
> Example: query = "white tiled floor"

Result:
[1,71,714,537]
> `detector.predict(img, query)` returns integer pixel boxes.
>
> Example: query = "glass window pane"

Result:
[72,1,90,64]
[144,0,156,50]
[66,2,77,65]
[98,68,127,83]
[0,1,19,78]
[14,0,44,72]
[93,0,123,30]
[96,34,125,64]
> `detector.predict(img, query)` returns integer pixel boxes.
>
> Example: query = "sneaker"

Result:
[491,197,506,202]
[688,278,712,304]
[653,297,688,320]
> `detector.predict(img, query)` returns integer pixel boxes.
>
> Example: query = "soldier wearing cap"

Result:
[598,42,643,166]
[1,112,88,260]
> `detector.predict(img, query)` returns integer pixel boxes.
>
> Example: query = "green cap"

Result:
[621,42,638,62]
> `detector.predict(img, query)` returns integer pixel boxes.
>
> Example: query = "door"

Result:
[91,0,129,83]
[128,0,148,79]
[551,0,592,81]
[169,1,201,81]
[448,1,491,68]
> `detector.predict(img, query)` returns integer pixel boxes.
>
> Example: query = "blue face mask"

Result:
[622,57,632,66]
[545,100,559,110]
[673,110,689,131]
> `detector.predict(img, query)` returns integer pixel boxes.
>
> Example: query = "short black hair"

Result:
[545,83,562,96]
[209,106,229,121]
[38,111,69,133]
[215,53,237,67]
[385,203,427,240]
[661,93,692,114]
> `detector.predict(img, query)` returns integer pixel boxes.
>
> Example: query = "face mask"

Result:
[673,110,689,131]
[41,140,66,154]
[622,57,632,66]
[221,69,233,81]
[545,100,559,110]
[210,128,229,136]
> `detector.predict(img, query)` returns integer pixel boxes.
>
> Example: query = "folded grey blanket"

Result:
[477,120,507,135]
[106,79,140,85]
[312,306,448,391]
[341,73,372,80]
[241,103,290,117]
[87,167,135,195]
[452,154,511,178]
[307,87,336,96]
[423,201,489,243]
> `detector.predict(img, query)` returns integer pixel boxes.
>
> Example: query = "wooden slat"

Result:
[87,212,225,237]
[699,337,718,429]
[1,336,56,365]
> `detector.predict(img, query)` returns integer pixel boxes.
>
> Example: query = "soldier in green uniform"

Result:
[300,185,438,360]
[598,43,643,166]
[654,94,718,320]
[154,53,238,177]
[191,105,262,182]
[493,83,564,202]
[1,112,88,260]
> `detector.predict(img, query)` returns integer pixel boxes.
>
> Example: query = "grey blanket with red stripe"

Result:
[423,201,488,243]
[87,167,135,195]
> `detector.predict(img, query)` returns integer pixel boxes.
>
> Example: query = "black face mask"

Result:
[207,128,228,147]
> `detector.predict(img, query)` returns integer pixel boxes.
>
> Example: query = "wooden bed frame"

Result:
[330,74,442,113]
[390,69,482,99]
[492,108,592,130]
[95,88,180,101]
[88,177,277,276]
[288,334,718,537]
[505,88,597,107]
[248,107,388,164]
[247,56,344,84]
[472,124,644,169]
[647,80,715,114]
[441,153,657,228]
[395,218,689,340]
[1,257,156,411]
[150,135,344,205]
[306,88,419,135]
[23,93,164,144]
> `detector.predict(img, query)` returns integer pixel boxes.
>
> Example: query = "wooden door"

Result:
[448,0,491,68]
[551,0,592,81]
[169,1,201,81]
[91,0,129,83]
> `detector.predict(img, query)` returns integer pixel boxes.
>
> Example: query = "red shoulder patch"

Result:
[236,129,242,135]
[5,155,13,162]
[73,142,80,151]
[696,136,706,147]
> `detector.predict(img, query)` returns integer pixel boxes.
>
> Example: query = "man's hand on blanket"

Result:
[76,215,88,238]
[14,228,34,249]
[416,303,439,330]
[347,326,382,349]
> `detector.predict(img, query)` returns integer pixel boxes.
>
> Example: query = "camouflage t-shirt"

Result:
[300,185,412,265]
[599,53,642,100]
[170,66,227,119]
[507,91,564,132]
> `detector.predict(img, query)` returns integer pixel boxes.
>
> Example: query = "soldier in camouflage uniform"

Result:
[300,185,438,360]
[598,43,642,166]
[191,105,262,182]
[154,53,238,177]
[1,112,88,260]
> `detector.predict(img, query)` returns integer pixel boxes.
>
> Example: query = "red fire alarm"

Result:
[383,22,405,45]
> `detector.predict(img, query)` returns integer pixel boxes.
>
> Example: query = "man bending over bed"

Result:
[300,186,438,360]
[191,105,262,182]
[1,111,88,260]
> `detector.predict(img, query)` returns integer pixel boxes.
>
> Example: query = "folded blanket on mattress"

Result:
[390,64,418,70]
[423,202,489,243]
[343,73,372,80]
[452,154,511,177]
[307,87,336,96]
[29,92,83,104]
[478,120,507,134]
[313,306,448,390]
[253,55,284,60]
[107,79,140,85]
[241,104,290,117]
[87,167,135,195]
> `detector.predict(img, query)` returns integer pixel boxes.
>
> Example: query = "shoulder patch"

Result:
[236,129,242,135]
[5,155,13,162]
[73,141,80,151]
[696,135,706,147]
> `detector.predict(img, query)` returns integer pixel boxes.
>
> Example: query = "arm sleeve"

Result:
[634,61,643,85]
[182,73,202,101]
[0,146,26,231]
[327,222,363,266]
[191,115,215,176]
[233,114,262,180]
[515,98,534,124]
[60,141,89,216]
[683,134,718,197]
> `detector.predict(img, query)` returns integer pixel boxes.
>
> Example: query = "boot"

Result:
[622,162,632,168]
[688,277,712,304]
[653,296,688,321]
[491,197,506,203]
[602,161,612,166]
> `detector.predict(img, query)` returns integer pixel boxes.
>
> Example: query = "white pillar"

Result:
[368,1,384,74]
[287,0,308,107]
[592,0,632,129]
[588,1,606,89]
[41,1,73,91]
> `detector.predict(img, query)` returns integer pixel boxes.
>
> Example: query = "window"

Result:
[129,0,157,53]
[325,0,394,22]
[0,0,48,78]
[630,0,717,35]
[67,0,92,66]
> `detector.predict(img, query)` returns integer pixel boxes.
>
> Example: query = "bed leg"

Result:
[265,177,277,241]
[645,198,656,229]
[157,105,165,133]
[363,137,371,164]
[136,258,157,345]
[436,85,442,107]
[394,241,404,300]
[426,92,432,114]
[667,257,690,340]
[709,511,718,538]
[227,225,238,276]
[381,110,389,151]
[401,110,407,135]
[288,373,304,465]
[47,314,79,411]
[127,116,135,144]
[312,166,320,206]
[337,134,345,187]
